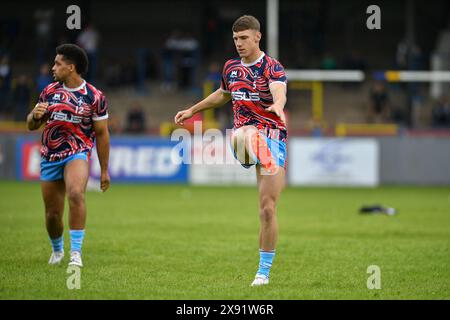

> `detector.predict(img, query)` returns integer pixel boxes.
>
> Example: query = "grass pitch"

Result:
[0,181,449,299]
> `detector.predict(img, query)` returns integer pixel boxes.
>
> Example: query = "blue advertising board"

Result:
[90,137,188,183]
[16,136,188,183]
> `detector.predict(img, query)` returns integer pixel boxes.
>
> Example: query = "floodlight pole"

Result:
[267,0,279,59]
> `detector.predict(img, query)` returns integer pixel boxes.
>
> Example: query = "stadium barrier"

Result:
[335,123,399,137]
[0,121,28,133]
[4,134,450,185]
[0,134,18,179]
[15,136,188,183]
[373,70,450,83]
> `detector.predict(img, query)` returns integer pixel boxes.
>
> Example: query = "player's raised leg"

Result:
[42,180,66,265]
[64,156,90,267]
[231,126,278,174]
[251,165,285,286]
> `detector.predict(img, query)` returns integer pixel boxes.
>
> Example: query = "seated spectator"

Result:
[36,63,52,93]
[205,62,221,86]
[343,50,367,70]
[125,102,146,134]
[320,52,337,70]
[12,74,31,121]
[368,80,390,123]
[432,95,450,128]
[0,55,12,115]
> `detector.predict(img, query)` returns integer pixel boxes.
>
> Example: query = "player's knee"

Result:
[45,209,62,221]
[259,199,276,222]
[67,189,85,205]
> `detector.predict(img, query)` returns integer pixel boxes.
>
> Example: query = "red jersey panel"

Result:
[221,52,287,142]
[38,80,108,161]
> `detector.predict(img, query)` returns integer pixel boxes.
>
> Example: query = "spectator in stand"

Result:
[77,24,99,83]
[205,62,221,87]
[161,30,181,92]
[36,63,52,94]
[367,80,390,123]
[432,95,450,128]
[178,32,199,90]
[320,52,337,70]
[343,50,367,71]
[0,55,12,116]
[125,102,146,134]
[12,74,31,121]
[396,38,409,69]
[161,30,199,92]
[34,8,54,67]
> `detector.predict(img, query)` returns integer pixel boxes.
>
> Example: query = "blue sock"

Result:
[49,235,64,253]
[70,230,85,253]
[256,250,276,279]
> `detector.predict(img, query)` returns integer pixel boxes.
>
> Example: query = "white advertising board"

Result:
[288,138,379,186]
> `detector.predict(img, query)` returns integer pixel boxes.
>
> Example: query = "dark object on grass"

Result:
[359,205,397,215]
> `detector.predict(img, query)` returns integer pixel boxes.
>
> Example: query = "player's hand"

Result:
[32,102,49,120]
[266,104,286,124]
[174,109,193,126]
[100,171,110,192]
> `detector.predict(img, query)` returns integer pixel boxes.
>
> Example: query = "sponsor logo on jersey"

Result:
[50,111,83,124]
[231,91,260,102]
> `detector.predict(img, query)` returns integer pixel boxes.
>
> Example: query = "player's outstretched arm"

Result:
[26,103,49,131]
[93,119,110,192]
[174,88,231,125]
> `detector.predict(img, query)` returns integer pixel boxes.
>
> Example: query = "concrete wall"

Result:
[379,137,450,185]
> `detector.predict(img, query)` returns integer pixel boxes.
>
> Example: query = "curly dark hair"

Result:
[56,43,89,75]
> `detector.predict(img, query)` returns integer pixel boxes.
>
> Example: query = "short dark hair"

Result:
[232,15,260,32]
[56,44,88,75]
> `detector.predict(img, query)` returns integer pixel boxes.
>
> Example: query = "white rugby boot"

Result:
[48,251,64,265]
[251,274,269,286]
[68,251,83,267]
